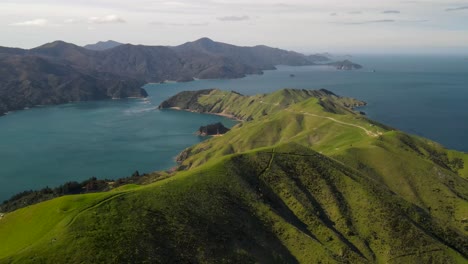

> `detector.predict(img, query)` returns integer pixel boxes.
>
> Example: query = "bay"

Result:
[1,54,467,201]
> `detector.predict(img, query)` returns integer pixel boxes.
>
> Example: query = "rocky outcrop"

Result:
[197,122,230,136]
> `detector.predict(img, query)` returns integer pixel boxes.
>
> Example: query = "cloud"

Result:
[149,21,209,27]
[149,21,183,26]
[149,21,165,26]
[188,22,209,26]
[88,15,126,24]
[330,13,338,16]
[217,15,250,22]
[382,10,401,14]
[401,19,428,23]
[445,6,468,11]
[338,19,396,25]
[64,18,81,24]
[9,18,48,27]
[335,19,428,25]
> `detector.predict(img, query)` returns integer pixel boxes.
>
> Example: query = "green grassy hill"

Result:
[158,88,366,121]
[171,89,468,239]
[1,144,467,263]
[1,88,467,263]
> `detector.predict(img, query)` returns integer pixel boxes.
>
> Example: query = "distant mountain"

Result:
[307,53,330,62]
[173,38,321,70]
[0,38,359,115]
[84,40,123,51]
[0,55,146,115]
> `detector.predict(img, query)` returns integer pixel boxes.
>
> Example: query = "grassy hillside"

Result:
[1,144,467,263]
[170,89,468,245]
[1,88,467,263]
[158,88,366,121]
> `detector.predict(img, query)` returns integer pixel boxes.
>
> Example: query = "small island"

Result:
[328,60,363,70]
[197,122,230,136]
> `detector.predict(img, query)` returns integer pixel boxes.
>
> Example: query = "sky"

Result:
[1,0,468,54]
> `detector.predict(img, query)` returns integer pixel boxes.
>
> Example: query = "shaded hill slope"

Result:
[174,38,326,70]
[0,55,146,115]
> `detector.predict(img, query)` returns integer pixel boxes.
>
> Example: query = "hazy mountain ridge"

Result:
[0,38,355,115]
[173,38,325,69]
[0,55,146,115]
[84,40,123,51]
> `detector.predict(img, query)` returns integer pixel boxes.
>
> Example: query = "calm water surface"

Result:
[0,54,467,201]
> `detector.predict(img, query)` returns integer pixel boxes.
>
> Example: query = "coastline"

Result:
[0,95,148,118]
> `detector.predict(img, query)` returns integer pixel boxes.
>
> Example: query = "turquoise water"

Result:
[0,100,237,201]
[1,54,467,201]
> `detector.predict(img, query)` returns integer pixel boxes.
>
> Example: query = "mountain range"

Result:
[83,40,123,51]
[0,38,356,116]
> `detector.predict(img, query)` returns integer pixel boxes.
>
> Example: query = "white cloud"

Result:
[88,15,126,24]
[9,18,48,27]
[217,15,250,22]
[64,18,81,24]
[445,6,468,12]
[382,10,400,14]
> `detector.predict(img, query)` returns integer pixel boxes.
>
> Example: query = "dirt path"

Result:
[65,192,127,228]
[288,110,380,137]
[260,99,380,138]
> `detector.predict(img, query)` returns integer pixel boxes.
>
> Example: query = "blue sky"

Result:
[1,0,468,54]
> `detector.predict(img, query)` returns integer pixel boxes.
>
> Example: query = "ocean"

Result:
[0,54,467,201]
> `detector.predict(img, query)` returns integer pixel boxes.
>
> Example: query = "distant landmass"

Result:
[83,40,123,51]
[327,59,363,70]
[0,38,361,115]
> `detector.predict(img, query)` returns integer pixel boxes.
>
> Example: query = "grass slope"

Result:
[159,88,366,121]
[1,144,466,263]
[172,89,468,248]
